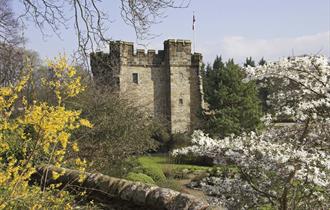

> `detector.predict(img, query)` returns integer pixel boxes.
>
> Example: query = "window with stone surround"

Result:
[132,73,139,84]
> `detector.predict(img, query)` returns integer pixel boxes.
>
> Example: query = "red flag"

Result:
[192,13,196,30]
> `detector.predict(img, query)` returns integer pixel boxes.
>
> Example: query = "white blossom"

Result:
[172,55,330,209]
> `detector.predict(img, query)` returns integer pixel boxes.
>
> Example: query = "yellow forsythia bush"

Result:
[0,55,92,209]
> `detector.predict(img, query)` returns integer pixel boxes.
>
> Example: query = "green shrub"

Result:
[142,165,166,182]
[126,172,155,185]
[137,157,166,182]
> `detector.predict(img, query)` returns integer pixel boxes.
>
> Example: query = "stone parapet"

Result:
[109,41,165,66]
[33,165,218,210]
[106,39,198,67]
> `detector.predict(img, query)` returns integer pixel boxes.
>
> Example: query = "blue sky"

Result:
[17,0,330,64]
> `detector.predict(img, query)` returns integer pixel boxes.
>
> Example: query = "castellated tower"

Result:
[90,39,204,133]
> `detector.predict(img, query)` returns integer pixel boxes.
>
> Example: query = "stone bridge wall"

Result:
[33,165,218,210]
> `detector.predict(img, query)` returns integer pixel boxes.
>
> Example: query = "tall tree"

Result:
[244,56,256,67]
[0,0,26,86]
[0,0,21,44]
[203,56,224,105]
[203,57,262,137]
[0,45,39,87]
[258,57,267,66]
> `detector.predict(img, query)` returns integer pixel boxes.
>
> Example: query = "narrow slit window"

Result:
[179,98,183,105]
[132,73,139,84]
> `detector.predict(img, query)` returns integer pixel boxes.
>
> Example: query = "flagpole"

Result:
[193,11,196,53]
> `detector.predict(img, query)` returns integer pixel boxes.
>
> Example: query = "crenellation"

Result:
[136,49,145,54]
[134,49,146,65]
[164,39,192,66]
[91,39,203,133]
[147,49,156,54]
[107,40,199,66]
[129,49,164,66]
[192,53,202,66]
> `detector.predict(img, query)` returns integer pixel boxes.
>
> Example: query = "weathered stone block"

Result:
[132,184,158,205]
[146,188,180,209]
[119,182,139,201]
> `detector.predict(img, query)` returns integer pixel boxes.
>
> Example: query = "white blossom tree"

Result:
[172,55,330,210]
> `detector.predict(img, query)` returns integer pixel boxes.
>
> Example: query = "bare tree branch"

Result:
[15,0,190,53]
[0,0,22,44]
[120,0,190,40]
[0,0,190,76]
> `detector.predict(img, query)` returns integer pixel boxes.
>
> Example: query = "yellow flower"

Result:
[0,143,9,151]
[78,173,86,183]
[0,87,12,96]
[75,158,84,166]
[0,55,90,207]
[58,132,70,148]
[31,204,43,210]
[72,142,79,152]
[68,66,76,78]
[52,171,60,180]
[79,119,93,128]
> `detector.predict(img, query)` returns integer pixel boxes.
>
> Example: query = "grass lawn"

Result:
[138,154,212,174]
[129,154,237,192]
[134,154,212,192]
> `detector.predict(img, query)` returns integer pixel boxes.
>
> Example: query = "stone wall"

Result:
[165,40,192,133]
[33,165,218,210]
[190,53,204,130]
[120,66,158,114]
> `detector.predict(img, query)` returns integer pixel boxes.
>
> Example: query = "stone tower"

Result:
[90,39,203,133]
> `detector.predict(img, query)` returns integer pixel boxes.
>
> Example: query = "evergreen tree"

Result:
[203,56,224,105]
[244,56,256,67]
[258,57,267,66]
[203,57,262,138]
[213,55,225,69]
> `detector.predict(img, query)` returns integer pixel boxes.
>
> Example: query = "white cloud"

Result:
[200,31,330,64]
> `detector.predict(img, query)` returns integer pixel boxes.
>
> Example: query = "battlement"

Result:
[107,39,200,66]
[164,39,192,47]
[192,53,202,66]
[109,41,162,66]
